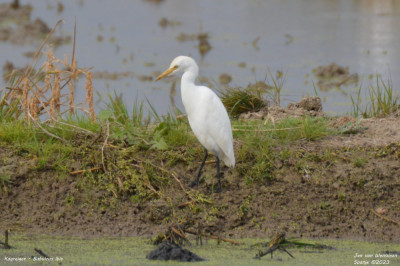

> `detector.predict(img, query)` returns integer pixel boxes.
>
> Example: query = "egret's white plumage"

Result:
[156,56,235,191]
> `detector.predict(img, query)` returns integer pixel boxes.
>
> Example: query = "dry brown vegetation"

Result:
[0,20,95,122]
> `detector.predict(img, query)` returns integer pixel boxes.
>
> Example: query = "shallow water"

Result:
[1,235,399,265]
[1,0,400,115]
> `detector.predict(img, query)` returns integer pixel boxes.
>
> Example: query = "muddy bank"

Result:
[0,115,399,242]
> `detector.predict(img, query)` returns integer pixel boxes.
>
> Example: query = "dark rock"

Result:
[146,241,204,262]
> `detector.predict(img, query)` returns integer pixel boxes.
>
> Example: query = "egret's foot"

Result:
[214,186,222,193]
[189,178,202,188]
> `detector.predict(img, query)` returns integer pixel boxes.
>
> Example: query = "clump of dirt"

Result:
[146,241,204,262]
[239,96,323,121]
[0,3,69,46]
[288,96,322,112]
[313,63,358,91]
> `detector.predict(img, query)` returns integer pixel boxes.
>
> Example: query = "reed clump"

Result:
[350,75,399,118]
[0,20,95,122]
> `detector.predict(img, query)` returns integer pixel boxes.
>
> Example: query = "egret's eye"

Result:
[173,65,178,69]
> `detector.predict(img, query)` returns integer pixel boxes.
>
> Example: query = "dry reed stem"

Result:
[50,80,55,119]
[44,57,52,94]
[27,110,67,142]
[27,78,52,116]
[69,58,76,113]
[15,20,64,90]
[29,93,39,120]
[54,73,61,113]
[84,71,96,121]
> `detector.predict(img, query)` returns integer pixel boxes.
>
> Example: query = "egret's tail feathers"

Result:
[222,153,235,168]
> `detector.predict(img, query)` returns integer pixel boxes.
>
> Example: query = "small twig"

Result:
[28,111,67,143]
[197,159,215,165]
[70,167,102,175]
[34,248,49,258]
[56,121,97,136]
[184,230,241,245]
[178,200,193,208]
[372,209,400,226]
[232,126,301,132]
[101,121,110,171]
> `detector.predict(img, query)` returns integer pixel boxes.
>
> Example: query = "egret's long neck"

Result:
[181,64,199,86]
[180,63,199,116]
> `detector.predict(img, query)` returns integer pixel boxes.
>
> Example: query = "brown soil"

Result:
[0,116,399,242]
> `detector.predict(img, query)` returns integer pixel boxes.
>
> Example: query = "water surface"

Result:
[2,235,399,265]
[1,0,399,115]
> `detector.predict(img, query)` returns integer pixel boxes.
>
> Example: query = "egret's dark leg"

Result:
[190,148,208,187]
[215,157,222,193]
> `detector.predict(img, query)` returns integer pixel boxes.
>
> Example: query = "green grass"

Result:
[350,75,399,118]
[233,115,333,184]
[218,84,267,118]
[0,91,339,202]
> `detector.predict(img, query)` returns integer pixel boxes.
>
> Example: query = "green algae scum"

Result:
[1,235,399,265]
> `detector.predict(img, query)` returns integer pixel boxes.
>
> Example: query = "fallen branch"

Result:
[34,248,49,258]
[372,209,400,226]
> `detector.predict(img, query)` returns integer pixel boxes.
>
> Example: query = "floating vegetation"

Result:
[176,32,212,57]
[92,71,135,80]
[313,63,358,91]
[219,73,232,85]
[0,3,70,46]
[158,17,181,28]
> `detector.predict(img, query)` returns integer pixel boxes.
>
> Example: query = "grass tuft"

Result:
[350,75,399,118]
[219,83,267,118]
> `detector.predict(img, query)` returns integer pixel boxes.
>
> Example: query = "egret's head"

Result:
[155,56,197,81]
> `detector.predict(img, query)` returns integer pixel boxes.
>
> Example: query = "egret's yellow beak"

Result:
[155,65,178,81]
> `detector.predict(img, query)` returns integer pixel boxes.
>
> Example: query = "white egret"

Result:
[156,56,235,192]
